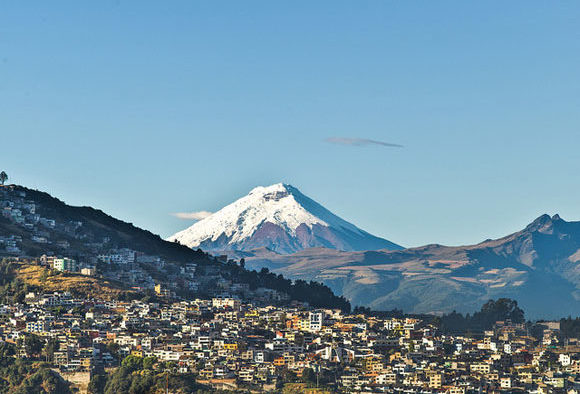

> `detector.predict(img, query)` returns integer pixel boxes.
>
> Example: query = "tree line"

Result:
[230,264,351,312]
[0,341,72,393]
[438,298,525,334]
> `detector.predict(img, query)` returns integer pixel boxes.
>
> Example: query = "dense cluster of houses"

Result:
[5,187,580,392]
[2,291,580,393]
[0,186,136,272]
[1,186,66,253]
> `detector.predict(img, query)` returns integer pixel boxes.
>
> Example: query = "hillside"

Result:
[17,262,135,299]
[0,259,137,302]
[238,214,580,319]
[0,185,350,311]
[6,186,211,263]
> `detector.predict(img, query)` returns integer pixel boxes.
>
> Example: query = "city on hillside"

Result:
[3,2,579,393]
[3,179,580,393]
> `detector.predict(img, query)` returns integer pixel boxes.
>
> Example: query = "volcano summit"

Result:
[168,183,402,254]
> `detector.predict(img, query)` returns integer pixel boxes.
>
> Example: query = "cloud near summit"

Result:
[325,137,403,148]
[171,211,213,220]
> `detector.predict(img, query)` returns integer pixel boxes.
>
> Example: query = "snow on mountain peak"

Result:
[249,182,288,195]
[168,183,401,253]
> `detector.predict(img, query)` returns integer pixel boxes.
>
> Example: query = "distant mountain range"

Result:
[236,214,580,319]
[168,183,402,254]
[12,181,580,318]
[170,183,580,318]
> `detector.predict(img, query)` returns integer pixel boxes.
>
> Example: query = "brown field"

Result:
[16,263,136,299]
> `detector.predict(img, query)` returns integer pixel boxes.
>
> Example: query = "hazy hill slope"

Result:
[239,214,580,319]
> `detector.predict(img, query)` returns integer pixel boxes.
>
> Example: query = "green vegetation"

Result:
[0,342,72,394]
[557,317,580,339]
[0,260,33,304]
[439,298,525,334]
[354,298,527,335]
[88,355,207,394]
[234,266,351,312]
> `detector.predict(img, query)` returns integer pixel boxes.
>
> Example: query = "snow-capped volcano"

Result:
[168,183,402,254]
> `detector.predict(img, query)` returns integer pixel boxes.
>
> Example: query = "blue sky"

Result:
[1,1,579,247]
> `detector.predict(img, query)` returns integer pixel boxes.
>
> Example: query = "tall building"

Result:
[53,257,78,272]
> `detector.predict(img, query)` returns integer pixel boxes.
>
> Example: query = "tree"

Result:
[440,298,525,334]
[24,334,44,358]
[120,354,143,372]
[0,342,16,358]
[142,356,157,370]
[280,369,298,383]
[106,342,120,361]
[43,338,59,362]
[14,368,72,394]
[477,298,525,325]
[88,373,107,394]
[0,171,7,185]
[301,368,316,384]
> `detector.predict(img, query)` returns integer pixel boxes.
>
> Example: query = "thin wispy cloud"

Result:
[325,137,403,148]
[171,211,213,221]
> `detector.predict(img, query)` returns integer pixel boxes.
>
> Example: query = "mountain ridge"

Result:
[235,213,580,319]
